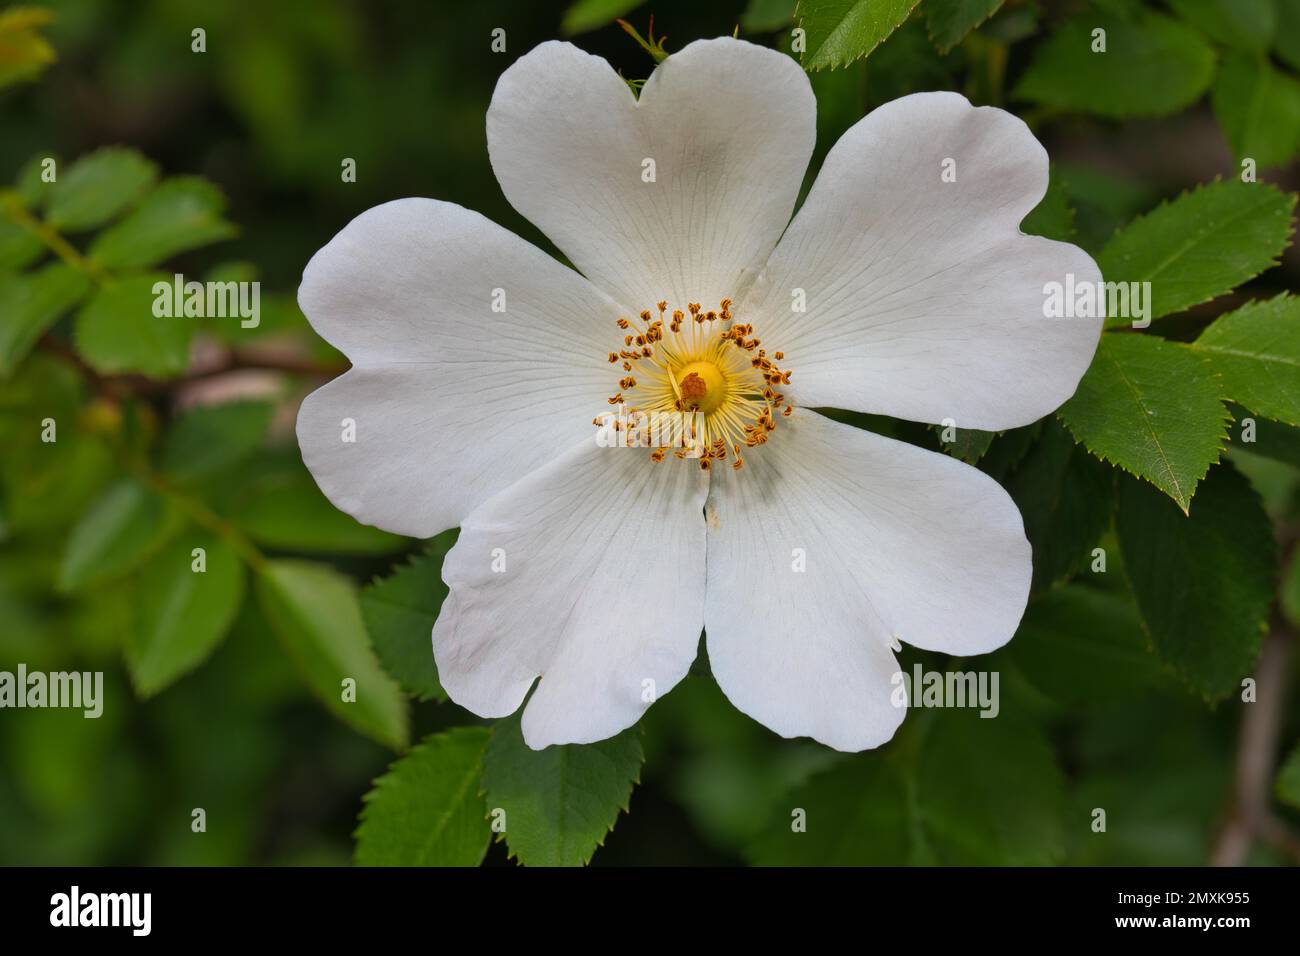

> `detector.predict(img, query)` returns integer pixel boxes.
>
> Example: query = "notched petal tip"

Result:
[738,90,1102,432]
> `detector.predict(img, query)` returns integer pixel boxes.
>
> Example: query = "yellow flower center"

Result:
[597,298,793,471]
[676,361,726,414]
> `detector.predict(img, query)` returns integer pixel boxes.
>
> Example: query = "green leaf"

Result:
[1228,403,1300,468]
[233,471,407,554]
[159,400,273,483]
[936,425,995,464]
[482,712,643,866]
[743,0,796,32]
[13,153,54,208]
[88,177,236,270]
[44,148,158,233]
[1098,180,1296,324]
[125,533,245,697]
[0,263,91,376]
[1194,294,1300,426]
[796,0,922,71]
[256,559,408,751]
[1230,439,1300,519]
[0,7,56,89]
[354,727,491,866]
[924,0,1004,54]
[0,355,114,534]
[1002,419,1113,587]
[1211,54,1300,169]
[360,532,457,702]
[749,711,1065,865]
[1278,745,1300,810]
[976,422,1041,482]
[1168,0,1276,52]
[74,274,196,377]
[57,477,182,592]
[1004,586,1164,707]
[560,0,646,36]
[0,219,44,271]
[1116,463,1275,700]
[1059,334,1228,512]
[1014,11,1215,118]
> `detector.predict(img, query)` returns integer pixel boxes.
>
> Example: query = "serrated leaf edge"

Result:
[1100,178,1297,325]
[1058,337,1232,513]
[482,724,645,867]
[796,0,922,71]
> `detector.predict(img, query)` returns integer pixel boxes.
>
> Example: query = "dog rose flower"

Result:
[296,38,1102,752]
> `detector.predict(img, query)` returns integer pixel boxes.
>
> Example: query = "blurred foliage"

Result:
[0,6,56,88]
[1,0,1299,867]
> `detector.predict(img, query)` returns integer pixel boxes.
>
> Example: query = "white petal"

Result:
[296,198,619,537]
[743,92,1102,431]
[433,436,708,749]
[704,411,1030,752]
[487,38,815,312]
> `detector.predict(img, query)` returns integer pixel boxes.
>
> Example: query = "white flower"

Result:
[296,38,1102,752]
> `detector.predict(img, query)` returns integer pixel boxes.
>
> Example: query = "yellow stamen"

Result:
[596,297,794,467]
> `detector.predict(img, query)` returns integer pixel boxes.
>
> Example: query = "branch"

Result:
[38,334,346,398]
[187,347,347,383]
[1211,615,1300,866]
